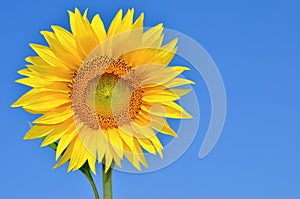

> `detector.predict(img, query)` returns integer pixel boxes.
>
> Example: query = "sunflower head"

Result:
[12,8,194,174]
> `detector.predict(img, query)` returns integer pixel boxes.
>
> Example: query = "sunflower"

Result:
[12,8,194,174]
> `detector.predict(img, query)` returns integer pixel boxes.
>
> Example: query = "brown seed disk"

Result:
[71,55,144,130]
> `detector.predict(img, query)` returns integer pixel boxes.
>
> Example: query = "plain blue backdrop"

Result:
[1,0,299,198]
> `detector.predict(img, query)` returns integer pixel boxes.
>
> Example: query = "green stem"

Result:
[102,164,113,199]
[41,138,100,199]
[81,165,100,199]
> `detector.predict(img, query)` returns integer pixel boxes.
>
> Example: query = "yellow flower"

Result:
[12,8,194,174]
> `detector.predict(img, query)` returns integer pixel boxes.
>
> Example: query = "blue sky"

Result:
[1,0,300,198]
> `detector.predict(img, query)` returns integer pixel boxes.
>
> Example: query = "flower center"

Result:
[71,56,143,130]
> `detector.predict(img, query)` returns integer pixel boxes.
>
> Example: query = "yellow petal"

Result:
[123,143,141,170]
[56,124,77,159]
[53,141,74,169]
[29,44,68,68]
[131,122,156,138]
[26,100,71,114]
[148,135,163,158]
[15,77,48,87]
[88,154,97,174]
[91,14,106,43]
[141,102,192,119]
[83,8,88,19]
[28,64,73,82]
[170,66,190,72]
[137,138,156,155]
[118,127,135,151]
[104,150,113,172]
[96,130,107,163]
[132,13,144,30]
[51,25,81,60]
[169,88,192,98]
[25,56,48,65]
[69,136,88,171]
[107,9,123,38]
[12,89,70,109]
[41,118,74,147]
[142,89,189,102]
[163,101,192,117]
[78,125,97,156]
[109,144,122,168]
[67,10,86,59]
[33,106,73,124]
[155,39,178,66]
[122,40,177,67]
[117,9,134,33]
[151,116,177,137]
[24,124,53,140]
[142,23,164,48]
[136,65,184,86]
[73,8,99,56]
[132,138,148,167]
[107,129,123,159]
[17,68,32,77]
[137,113,177,137]
[41,82,70,93]
[163,78,195,88]
[41,30,80,69]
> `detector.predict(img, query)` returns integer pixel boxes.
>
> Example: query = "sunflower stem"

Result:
[81,166,100,199]
[40,138,100,199]
[102,164,113,199]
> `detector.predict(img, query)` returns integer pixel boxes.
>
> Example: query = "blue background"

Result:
[1,0,299,198]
